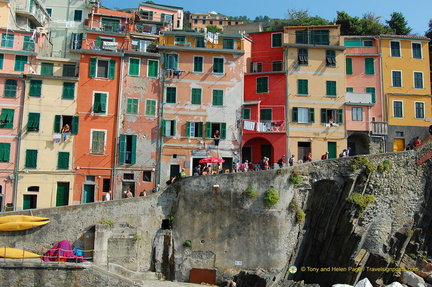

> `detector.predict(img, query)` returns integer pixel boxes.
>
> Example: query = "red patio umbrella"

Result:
[199,157,225,163]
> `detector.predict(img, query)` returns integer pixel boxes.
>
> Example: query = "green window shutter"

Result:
[186,122,191,137]
[25,149,37,168]
[173,54,178,70]
[57,152,69,169]
[213,58,223,73]
[321,109,327,123]
[0,54,4,69]
[309,108,315,123]
[71,116,79,134]
[166,87,176,103]
[89,58,97,77]
[41,62,54,76]
[108,59,116,79]
[129,58,140,76]
[14,55,27,71]
[346,87,354,92]
[62,82,75,99]
[191,88,201,104]
[148,60,158,77]
[127,98,138,114]
[212,90,223,106]
[27,112,40,131]
[161,120,166,136]
[346,58,353,75]
[261,109,272,121]
[145,99,156,116]
[93,93,107,113]
[257,77,268,93]
[292,107,298,122]
[100,94,107,112]
[29,80,42,97]
[118,134,126,164]
[4,80,17,97]
[194,56,203,72]
[197,122,203,137]
[220,123,226,139]
[298,79,308,94]
[365,58,374,75]
[366,87,376,103]
[326,81,336,96]
[338,109,343,123]
[0,143,10,162]
[130,135,137,164]
[54,115,61,133]
[205,122,211,138]
[243,108,250,119]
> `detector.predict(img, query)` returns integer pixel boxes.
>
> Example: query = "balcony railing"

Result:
[243,120,285,133]
[371,121,388,135]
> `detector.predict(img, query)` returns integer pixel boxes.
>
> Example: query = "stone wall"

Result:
[1,141,432,286]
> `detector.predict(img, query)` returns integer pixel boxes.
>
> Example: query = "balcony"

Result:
[371,121,388,135]
[243,120,285,133]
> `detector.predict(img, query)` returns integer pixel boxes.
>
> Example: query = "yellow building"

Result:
[284,25,347,159]
[16,57,79,210]
[379,35,431,151]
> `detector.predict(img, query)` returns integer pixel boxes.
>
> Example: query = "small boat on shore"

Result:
[0,248,41,259]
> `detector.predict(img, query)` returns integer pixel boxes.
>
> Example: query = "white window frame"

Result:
[414,101,425,119]
[92,91,109,116]
[90,129,107,154]
[391,70,402,88]
[297,107,309,123]
[392,100,404,118]
[413,71,424,89]
[212,57,224,74]
[352,107,363,121]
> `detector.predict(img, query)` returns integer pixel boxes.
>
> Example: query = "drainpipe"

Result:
[113,54,125,199]
[377,36,387,152]
[284,46,290,158]
[156,51,166,186]
[14,75,28,210]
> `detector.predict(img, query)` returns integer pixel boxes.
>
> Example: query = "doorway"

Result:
[170,164,180,178]
[83,184,95,203]
[298,142,311,162]
[56,182,69,206]
[327,142,337,158]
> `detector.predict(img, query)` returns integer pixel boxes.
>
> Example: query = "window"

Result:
[91,130,106,154]
[0,143,10,162]
[292,107,314,123]
[129,58,140,76]
[321,109,343,124]
[57,152,70,169]
[93,93,108,114]
[393,101,403,118]
[23,195,37,210]
[346,87,354,92]
[414,72,423,89]
[62,82,75,99]
[1,33,14,48]
[148,60,159,78]
[205,122,226,139]
[103,178,111,192]
[127,98,138,114]
[174,36,185,45]
[390,41,401,57]
[0,109,14,129]
[272,33,282,47]
[41,62,54,76]
[364,58,374,75]
[164,53,178,70]
[143,171,152,182]
[140,10,153,20]
[364,40,373,46]
[193,56,203,72]
[195,37,205,48]
[25,149,38,168]
[352,107,363,121]
[4,80,17,98]
[326,81,336,96]
[243,108,251,120]
[298,48,308,65]
[251,62,262,73]
[0,54,3,69]
[296,29,329,45]
[186,122,203,137]
[223,38,234,49]
[162,120,176,136]
[326,50,336,67]
[260,109,272,122]
[191,88,202,104]
[145,99,156,116]
[272,61,282,71]
[46,8,52,16]
[74,10,83,21]
[212,90,223,106]
[27,112,40,132]
[213,57,224,74]
[297,79,308,95]
[23,36,35,51]
[89,58,115,79]
[346,58,353,75]
[257,77,268,93]
[118,134,137,164]
[415,102,425,119]
[63,64,76,77]
[392,71,402,87]
[366,87,376,103]
[412,43,422,59]
[28,186,39,192]
[14,55,27,71]
[166,87,176,103]
[54,115,79,134]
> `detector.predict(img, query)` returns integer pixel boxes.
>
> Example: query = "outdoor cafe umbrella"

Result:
[199,157,225,163]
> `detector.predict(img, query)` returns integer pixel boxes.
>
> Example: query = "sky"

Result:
[100,0,431,36]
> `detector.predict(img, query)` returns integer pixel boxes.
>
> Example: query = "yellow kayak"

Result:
[0,215,49,224]
[0,248,41,259]
[0,220,50,231]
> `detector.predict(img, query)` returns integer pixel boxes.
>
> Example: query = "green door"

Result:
[56,182,69,206]
[327,142,337,159]
[83,184,95,203]
[23,194,37,210]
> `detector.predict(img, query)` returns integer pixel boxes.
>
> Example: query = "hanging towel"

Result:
[257,122,267,132]
[243,121,255,131]
[53,134,61,143]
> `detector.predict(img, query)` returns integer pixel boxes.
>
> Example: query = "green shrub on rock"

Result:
[296,209,306,223]
[347,192,376,217]
[264,187,280,208]
[245,186,258,199]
